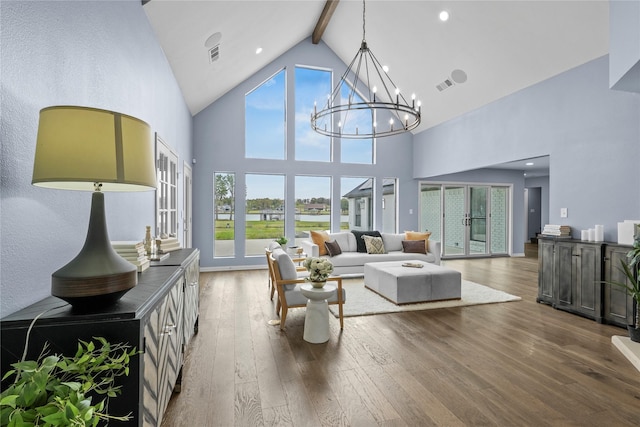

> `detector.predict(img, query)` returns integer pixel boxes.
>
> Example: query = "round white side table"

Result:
[300,283,336,344]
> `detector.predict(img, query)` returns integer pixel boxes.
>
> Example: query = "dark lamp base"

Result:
[52,270,137,309]
[51,190,138,310]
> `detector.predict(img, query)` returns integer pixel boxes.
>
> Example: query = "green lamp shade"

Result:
[32,106,156,309]
[33,106,156,191]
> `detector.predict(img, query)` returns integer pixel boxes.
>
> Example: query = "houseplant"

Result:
[303,257,333,288]
[607,234,640,342]
[275,236,288,246]
[0,337,137,426]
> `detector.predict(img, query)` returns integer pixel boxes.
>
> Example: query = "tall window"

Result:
[340,84,374,164]
[295,67,332,161]
[381,178,397,233]
[214,172,235,257]
[295,176,331,244]
[156,135,178,238]
[245,69,286,159]
[245,174,285,256]
[341,177,373,231]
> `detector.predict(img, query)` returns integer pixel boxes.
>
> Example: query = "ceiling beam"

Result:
[312,0,340,44]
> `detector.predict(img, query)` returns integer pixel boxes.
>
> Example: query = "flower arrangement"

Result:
[303,257,333,283]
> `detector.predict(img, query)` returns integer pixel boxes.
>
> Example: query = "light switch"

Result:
[560,208,568,218]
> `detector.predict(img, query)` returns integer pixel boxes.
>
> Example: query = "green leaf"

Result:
[2,369,16,382]
[61,381,81,391]
[0,394,18,409]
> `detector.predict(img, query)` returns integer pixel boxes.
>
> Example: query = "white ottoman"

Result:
[364,260,461,304]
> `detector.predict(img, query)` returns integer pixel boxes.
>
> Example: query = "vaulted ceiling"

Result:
[143,0,609,135]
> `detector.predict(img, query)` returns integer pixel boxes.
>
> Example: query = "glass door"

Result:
[420,183,510,258]
[443,186,466,256]
[469,186,488,255]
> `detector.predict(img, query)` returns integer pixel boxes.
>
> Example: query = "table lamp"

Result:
[32,106,156,309]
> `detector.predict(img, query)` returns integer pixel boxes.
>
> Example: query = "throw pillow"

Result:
[405,231,432,252]
[310,230,331,256]
[351,230,382,253]
[363,235,386,254]
[324,240,342,257]
[402,239,427,254]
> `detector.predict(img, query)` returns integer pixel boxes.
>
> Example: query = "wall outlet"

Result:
[560,208,568,218]
[409,209,413,214]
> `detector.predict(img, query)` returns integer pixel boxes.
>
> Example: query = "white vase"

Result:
[310,281,326,289]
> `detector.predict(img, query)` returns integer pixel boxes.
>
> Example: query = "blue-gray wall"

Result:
[193,38,418,270]
[414,55,640,244]
[1,0,193,316]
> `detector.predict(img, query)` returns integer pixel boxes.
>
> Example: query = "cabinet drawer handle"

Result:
[161,323,176,336]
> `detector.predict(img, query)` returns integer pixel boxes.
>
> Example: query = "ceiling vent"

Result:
[436,69,468,92]
[208,44,220,63]
[436,79,454,92]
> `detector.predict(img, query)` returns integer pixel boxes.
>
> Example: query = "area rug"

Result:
[328,278,521,317]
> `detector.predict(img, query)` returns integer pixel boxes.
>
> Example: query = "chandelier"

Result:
[311,0,421,139]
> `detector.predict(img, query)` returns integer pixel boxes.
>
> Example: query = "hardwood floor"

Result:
[162,256,640,426]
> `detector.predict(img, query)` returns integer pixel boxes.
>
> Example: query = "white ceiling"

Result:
[143,0,609,136]
[143,0,610,178]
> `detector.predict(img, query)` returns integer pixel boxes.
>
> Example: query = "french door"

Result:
[420,183,510,258]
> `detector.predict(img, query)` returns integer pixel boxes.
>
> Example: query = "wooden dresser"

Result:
[1,248,200,427]
[537,238,634,327]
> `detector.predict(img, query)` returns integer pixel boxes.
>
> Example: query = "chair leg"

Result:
[280,306,288,330]
[338,302,344,329]
[270,281,276,300]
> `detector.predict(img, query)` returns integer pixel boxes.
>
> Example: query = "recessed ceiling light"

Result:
[439,10,449,22]
[525,162,534,166]
[255,47,263,55]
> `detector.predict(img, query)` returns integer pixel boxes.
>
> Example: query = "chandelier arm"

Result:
[311,0,421,139]
[367,48,413,106]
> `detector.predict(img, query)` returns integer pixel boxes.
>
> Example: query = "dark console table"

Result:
[537,238,634,327]
[1,248,200,427]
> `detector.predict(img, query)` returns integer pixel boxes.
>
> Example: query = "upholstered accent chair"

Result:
[265,242,307,300]
[270,247,345,330]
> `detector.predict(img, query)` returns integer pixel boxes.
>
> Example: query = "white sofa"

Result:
[300,232,441,276]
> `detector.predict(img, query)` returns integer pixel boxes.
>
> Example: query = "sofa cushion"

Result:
[363,235,386,254]
[310,230,331,256]
[381,233,404,252]
[352,230,382,253]
[402,239,426,254]
[330,232,356,252]
[324,240,342,257]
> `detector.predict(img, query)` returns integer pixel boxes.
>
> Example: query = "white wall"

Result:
[1,0,193,316]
